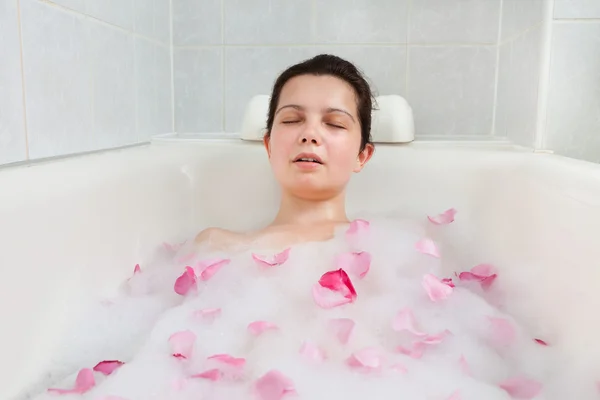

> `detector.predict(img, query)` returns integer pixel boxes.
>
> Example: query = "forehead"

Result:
[278,74,358,114]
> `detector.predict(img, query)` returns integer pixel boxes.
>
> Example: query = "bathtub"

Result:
[1,137,599,398]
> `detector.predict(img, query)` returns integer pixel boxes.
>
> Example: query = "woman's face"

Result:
[264,74,374,200]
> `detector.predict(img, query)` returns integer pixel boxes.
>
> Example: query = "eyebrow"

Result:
[275,104,356,123]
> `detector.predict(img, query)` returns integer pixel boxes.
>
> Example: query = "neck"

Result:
[271,190,349,226]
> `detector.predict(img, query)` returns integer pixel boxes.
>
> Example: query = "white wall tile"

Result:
[224,47,312,132]
[312,46,407,97]
[174,48,222,132]
[21,0,93,159]
[134,0,171,44]
[85,0,134,30]
[554,0,600,19]
[89,22,136,149]
[408,46,496,136]
[545,22,600,162]
[172,0,221,46]
[494,27,542,146]
[135,39,173,140]
[315,0,409,43]
[0,0,27,164]
[409,0,501,44]
[224,0,311,44]
[501,0,544,41]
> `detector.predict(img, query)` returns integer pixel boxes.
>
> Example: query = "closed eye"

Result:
[282,120,300,124]
[327,123,345,129]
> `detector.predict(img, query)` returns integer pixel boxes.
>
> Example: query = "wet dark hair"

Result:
[265,54,375,152]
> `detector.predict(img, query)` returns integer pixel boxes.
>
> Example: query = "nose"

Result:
[299,121,322,145]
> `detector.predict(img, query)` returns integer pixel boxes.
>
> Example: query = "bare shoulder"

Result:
[194,227,245,251]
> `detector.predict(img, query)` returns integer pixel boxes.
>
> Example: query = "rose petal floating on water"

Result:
[174,266,197,296]
[422,274,453,302]
[255,370,296,400]
[299,341,326,363]
[346,347,384,371]
[458,264,497,290]
[248,321,279,336]
[392,308,427,336]
[312,269,357,309]
[207,354,246,368]
[47,368,95,394]
[93,360,124,375]
[193,308,221,321]
[252,248,291,267]
[335,251,371,279]
[427,208,457,225]
[499,376,543,399]
[488,317,516,346]
[198,258,230,281]
[459,355,472,376]
[191,369,222,381]
[328,318,355,344]
[169,330,196,359]
[415,238,441,258]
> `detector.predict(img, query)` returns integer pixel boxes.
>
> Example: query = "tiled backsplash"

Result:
[0,0,172,165]
[544,0,600,163]
[1,0,599,166]
[173,0,505,137]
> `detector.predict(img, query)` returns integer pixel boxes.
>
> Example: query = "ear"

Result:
[353,143,374,173]
[263,133,271,158]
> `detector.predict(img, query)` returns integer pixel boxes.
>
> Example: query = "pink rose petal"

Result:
[458,264,497,291]
[328,318,355,345]
[198,258,230,281]
[255,370,296,400]
[392,308,427,336]
[312,269,357,309]
[415,238,441,258]
[177,252,196,264]
[346,219,370,237]
[207,354,246,368]
[499,377,543,399]
[422,274,453,302]
[191,368,222,381]
[441,278,455,288]
[446,390,461,400]
[534,338,548,346]
[299,341,326,362]
[252,248,291,267]
[174,266,197,296]
[459,355,472,376]
[346,347,384,371]
[390,363,408,373]
[488,317,516,346]
[192,308,222,321]
[169,330,196,359]
[335,251,371,279]
[47,368,95,394]
[248,321,279,336]
[93,360,124,375]
[396,331,450,359]
[133,264,141,274]
[427,208,457,225]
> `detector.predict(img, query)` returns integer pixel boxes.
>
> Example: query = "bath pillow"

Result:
[240,94,414,143]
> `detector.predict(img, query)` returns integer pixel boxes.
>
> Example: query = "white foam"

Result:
[29,217,598,400]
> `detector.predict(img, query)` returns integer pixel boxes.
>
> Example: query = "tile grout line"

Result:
[490,0,504,137]
[170,0,175,134]
[172,42,497,49]
[535,0,556,150]
[221,0,225,133]
[405,0,412,109]
[16,0,30,160]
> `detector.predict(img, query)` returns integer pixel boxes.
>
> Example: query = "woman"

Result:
[196,54,375,252]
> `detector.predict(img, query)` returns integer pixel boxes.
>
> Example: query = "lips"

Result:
[293,153,323,164]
